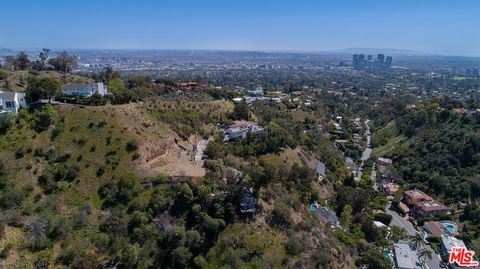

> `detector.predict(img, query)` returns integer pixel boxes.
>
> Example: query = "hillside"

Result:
[0,97,356,268]
[372,102,480,247]
[0,70,92,92]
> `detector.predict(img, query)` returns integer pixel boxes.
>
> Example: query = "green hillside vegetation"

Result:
[0,98,360,268]
[0,66,391,268]
[372,100,480,248]
[0,70,92,92]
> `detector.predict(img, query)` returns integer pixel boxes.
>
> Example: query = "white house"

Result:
[0,91,27,114]
[62,82,108,97]
[223,120,263,141]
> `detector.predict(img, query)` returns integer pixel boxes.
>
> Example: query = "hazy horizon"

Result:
[2,0,480,56]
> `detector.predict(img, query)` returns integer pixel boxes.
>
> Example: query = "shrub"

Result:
[58,247,75,265]
[96,167,105,177]
[126,140,138,152]
[15,146,25,159]
[374,213,393,226]
[32,105,59,132]
[50,123,63,140]
[285,234,303,255]
[55,151,72,163]
[0,69,8,80]
[0,113,15,134]
[0,243,12,259]
[269,201,292,229]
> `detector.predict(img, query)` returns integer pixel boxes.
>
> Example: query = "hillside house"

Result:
[62,82,108,97]
[377,157,393,166]
[223,120,263,141]
[239,187,257,214]
[404,189,449,216]
[404,189,433,204]
[0,91,27,114]
[440,236,467,261]
[414,200,449,216]
[393,242,422,269]
[315,161,326,181]
[317,206,339,229]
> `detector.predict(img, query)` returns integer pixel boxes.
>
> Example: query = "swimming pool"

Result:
[439,221,457,234]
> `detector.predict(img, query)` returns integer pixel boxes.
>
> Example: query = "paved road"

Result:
[422,244,443,269]
[386,203,416,236]
[355,119,372,181]
[386,203,442,269]
[194,138,212,161]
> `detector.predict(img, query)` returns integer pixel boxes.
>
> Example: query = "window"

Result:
[5,101,14,108]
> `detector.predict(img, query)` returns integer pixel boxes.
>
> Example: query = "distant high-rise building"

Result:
[353,54,366,70]
[353,53,391,70]
[377,54,385,64]
[385,56,393,67]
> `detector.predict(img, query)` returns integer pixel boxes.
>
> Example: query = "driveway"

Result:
[386,203,416,236]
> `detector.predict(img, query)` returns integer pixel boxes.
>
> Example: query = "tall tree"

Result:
[26,77,61,103]
[39,48,50,70]
[340,204,353,228]
[2,56,15,71]
[233,102,250,120]
[14,51,31,70]
[48,51,77,73]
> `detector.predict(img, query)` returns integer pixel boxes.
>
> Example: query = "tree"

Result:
[411,233,424,249]
[233,102,250,120]
[418,248,432,266]
[39,48,50,70]
[171,246,192,269]
[108,78,132,104]
[32,104,59,132]
[360,249,391,269]
[0,113,15,134]
[104,66,120,83]
[14,51,31,70]
[390,226,408,243]
[2,56,15,71]
[25,216,48,251]
[48,51,77,73]
[340,204,353,229]
[26,77,61,103]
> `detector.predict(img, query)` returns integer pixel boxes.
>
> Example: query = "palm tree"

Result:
[411,233,424,249]
[418,248,432,266]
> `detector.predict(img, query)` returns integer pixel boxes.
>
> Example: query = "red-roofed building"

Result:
[398,202,410,215]
[404,189,433,204]
[414,200,449,216]
[382,182,399,195]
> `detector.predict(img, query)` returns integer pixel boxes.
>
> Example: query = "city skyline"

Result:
[2,0,480,56]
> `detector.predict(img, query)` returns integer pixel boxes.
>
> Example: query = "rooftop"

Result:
[423,221,445,237]
[414,200,448,212]
[62,82,103,89]
[394,242,422,269]
[441,236,467,254]
[404,189,433,202]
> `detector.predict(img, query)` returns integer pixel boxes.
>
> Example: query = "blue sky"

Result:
[2,0,479,55]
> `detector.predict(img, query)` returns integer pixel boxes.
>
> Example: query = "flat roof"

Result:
[414,200,448,212]
[394,242,421,269]
[441,236,466,253]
